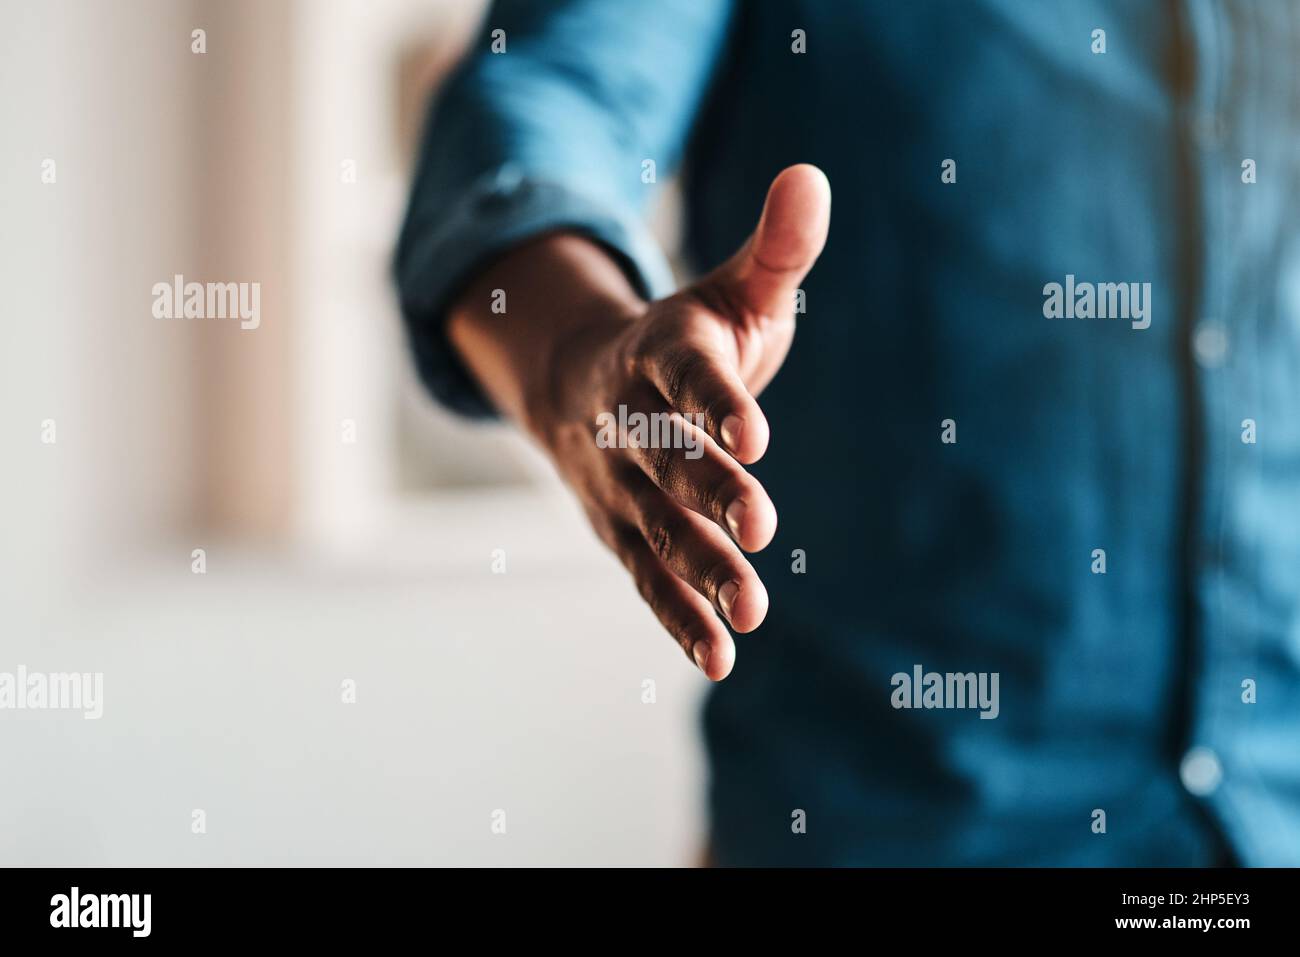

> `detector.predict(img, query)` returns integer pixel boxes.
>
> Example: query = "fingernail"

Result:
[718,581,739,623]
[693,640,711,673]
[720,415,743,453]
[725,499,746,543]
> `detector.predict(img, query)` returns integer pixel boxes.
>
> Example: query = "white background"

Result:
[0,0,704,866]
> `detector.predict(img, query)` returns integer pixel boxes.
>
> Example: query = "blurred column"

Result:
[195,0,296,541]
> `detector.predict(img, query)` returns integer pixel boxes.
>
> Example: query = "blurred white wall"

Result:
[1,0,202,609]
[0,0,705,867]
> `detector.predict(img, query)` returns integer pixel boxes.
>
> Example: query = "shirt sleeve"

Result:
[394,0,736,418]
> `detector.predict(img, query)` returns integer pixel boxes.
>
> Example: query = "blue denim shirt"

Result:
[396,0,1300,865]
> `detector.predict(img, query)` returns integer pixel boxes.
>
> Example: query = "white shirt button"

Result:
[491,163,524,192]
[1180,747,1223,797]
[1193,322,1229,368]
[476,165,528,213]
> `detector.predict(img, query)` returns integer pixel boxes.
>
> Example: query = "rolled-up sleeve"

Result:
[395,0,735,417]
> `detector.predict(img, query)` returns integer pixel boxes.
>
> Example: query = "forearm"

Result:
[446,232,647,440]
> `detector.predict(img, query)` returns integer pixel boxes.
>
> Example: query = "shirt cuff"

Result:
[396,165,677,419]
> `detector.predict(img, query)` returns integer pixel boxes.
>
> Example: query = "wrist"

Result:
[445,231,649,443]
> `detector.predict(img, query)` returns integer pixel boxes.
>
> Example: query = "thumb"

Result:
[707,163,831,322]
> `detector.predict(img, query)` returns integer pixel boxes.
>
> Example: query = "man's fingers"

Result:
[570,170,829,677]
[609,524,736,681]
[703,163,831,323]
[628,165,832,458]
[626,479,769,634]
[635,334,770,464]
[619,394,777,552]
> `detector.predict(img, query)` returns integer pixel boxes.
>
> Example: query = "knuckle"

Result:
[663,349,708,406]
[643,443,678,489]
[681,460,739,520]
[700,558,736,600]
[702,394,737,434]
[700,476,740,524]
[648,521,676,564]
